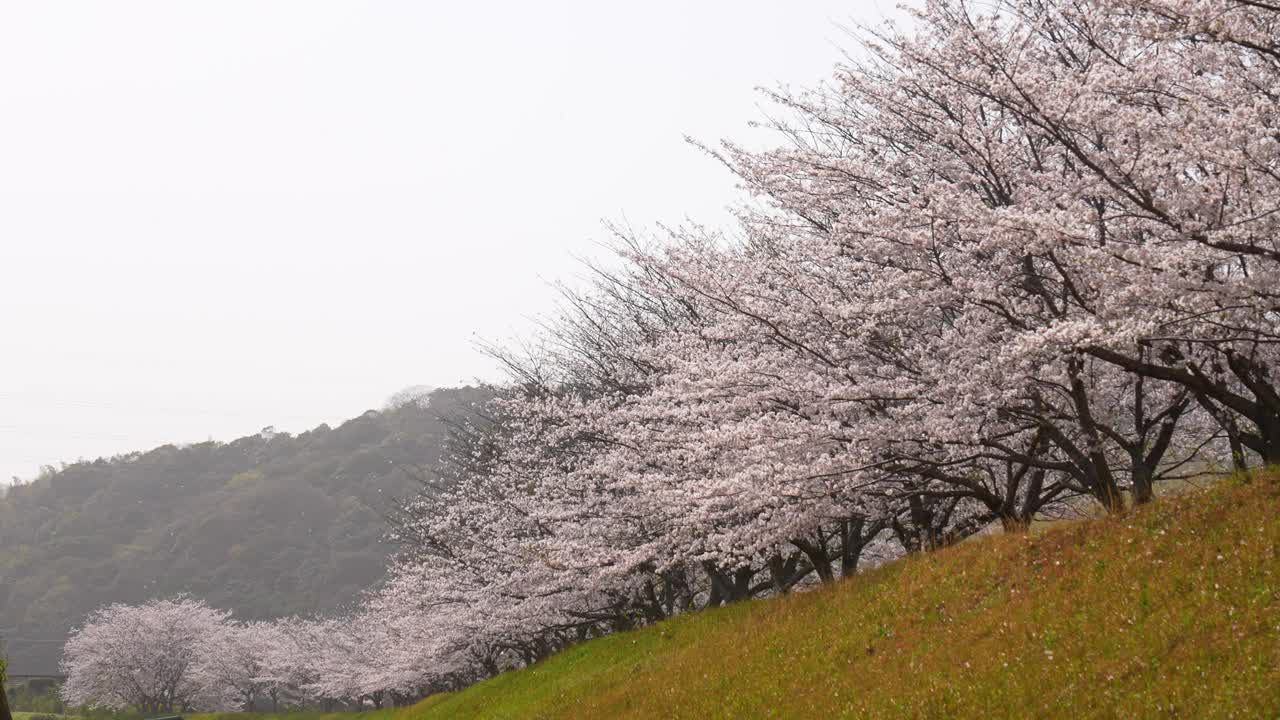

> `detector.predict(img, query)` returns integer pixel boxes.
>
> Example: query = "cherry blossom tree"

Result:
[190,620,275,711]
[249,620,303,712]
[803,0,1280,473]
[688,0,1243,515]
[61,597,230,713]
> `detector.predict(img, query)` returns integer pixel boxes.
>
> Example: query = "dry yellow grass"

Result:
[398,472,1280,718]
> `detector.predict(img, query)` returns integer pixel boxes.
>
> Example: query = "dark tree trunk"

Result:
[1229,430,1249,473]
[730,566,754,601]
[896,495,951,552]
[1131,462,1154,505]
[767,552,808,592]
[1065,356,1126,513]
[791,537,835,583]
[702,561,725,608]
[841,516,887,575]
[705,562,758,605]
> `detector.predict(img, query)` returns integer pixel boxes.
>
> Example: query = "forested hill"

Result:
[0,386,488,675]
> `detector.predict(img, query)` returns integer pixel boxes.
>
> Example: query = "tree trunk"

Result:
[703,562,755,606]
[767,553,807,592]
[1229,430,1248,473]
[897,495,947,552]
[791,538,834,583]
[1131,462,1154,505]
[841,517,879,576]
[730,566,754,602]
[1258,417,1280,467]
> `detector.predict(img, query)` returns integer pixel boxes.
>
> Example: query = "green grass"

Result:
[188,713,397,720]
[12,713,83,720]
[206,472,1280,719]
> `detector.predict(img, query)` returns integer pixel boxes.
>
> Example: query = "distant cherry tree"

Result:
[189,620,275,711]
[60,597,230,713]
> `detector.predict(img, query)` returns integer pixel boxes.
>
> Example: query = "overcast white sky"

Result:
[0,1,911,483]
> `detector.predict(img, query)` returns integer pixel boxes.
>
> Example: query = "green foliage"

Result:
[12,708,149,720]
[0,388,491,675]
[5,681,65,715]
[225,471,264,491]
[368,473,1280,719]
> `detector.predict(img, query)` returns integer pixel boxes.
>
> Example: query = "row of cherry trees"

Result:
[62,0,1279,707]
[59,597,442,712]
[375,0,1278,682]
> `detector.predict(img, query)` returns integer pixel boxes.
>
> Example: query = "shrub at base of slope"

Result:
[395,472,1280,719]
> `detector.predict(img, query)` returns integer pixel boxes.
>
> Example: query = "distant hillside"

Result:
[372,474,1279,719]
[0,387,488,675]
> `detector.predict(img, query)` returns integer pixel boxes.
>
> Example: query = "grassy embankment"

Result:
[200,472,1280,718]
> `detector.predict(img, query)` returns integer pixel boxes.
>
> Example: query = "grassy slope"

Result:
[198,475,1280,719]
[404,474,1280,719]
[187,707,454,720]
